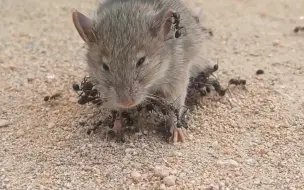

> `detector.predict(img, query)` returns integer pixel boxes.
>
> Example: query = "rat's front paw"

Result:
[168,124,186,143]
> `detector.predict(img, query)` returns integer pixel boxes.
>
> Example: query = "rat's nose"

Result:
[119,100,136,108]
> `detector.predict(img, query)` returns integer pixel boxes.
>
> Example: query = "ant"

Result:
[160,102,189,141]
[193,16,200,23]
[213,64,219,72]
[136,104,144,112]
[145,103,155,113]
[190,63,217,91]
[187,61,227,100]
[294,26,304,33]
[103,110,118,129]
[87,120,103,135]
[121,111,134,126]
[77,95,101,105]
[162,99,189,124]
[72,76,94,97]
[172,12,186,38]
[174,108,189,129]
[198,87,210,97]
[229,78,246,86]
[256,69,264,75]
[196,63,219,81]
[200,26,214,37]
[209,78,226,96]
[72,76,104,106]
[44,93,61,101]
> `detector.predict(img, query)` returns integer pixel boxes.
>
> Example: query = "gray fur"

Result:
[82,0,204,111]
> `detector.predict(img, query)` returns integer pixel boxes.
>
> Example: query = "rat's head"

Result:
[72,3,174,109]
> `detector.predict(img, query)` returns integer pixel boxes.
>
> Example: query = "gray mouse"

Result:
[72,0,205,143]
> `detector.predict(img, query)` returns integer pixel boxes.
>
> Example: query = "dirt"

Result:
[1,0,304,189]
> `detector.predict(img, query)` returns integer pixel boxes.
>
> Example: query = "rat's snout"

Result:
[117,96,137,108]
[119,99,136,108]
[116,84,139,108]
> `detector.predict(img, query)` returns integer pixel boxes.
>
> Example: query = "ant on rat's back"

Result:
[171,12,186,39]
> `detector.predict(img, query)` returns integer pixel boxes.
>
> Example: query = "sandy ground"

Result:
[1,0,304,189]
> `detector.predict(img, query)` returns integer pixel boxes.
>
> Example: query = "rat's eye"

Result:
[136,56,146,68]
[103,63,110,72]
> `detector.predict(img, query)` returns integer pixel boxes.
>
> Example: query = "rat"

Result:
[72,0,205,143]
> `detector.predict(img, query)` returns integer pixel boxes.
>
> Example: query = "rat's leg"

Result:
[167,99,187,143]
[162,81,189,143]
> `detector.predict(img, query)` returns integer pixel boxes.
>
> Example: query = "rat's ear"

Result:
[150,8,173,38]
[72,9,96,43]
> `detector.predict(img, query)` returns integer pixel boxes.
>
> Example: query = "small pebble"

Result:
[125,148,135,154]
[0,119,11,128]
[154,166,162,176]
[245,158,259,166]
[217,159,239,167]
[46,73,55,79]
[154,166,169,178]
[16,129,25,137]
[128,185,136,190]
[173,151,182,157]
[179,172,186,178]
[253,178,261,185]
[211,141,219,148]
[69,97,78,103]
[160,169,170,178]
[65,182,72,188]
[163,175,176,186]
[219,181,225,187]
[170,170,177,175]
[206,184,220,190]
[124,153,133,159]
[272,40,280,47]
[159,184,166,190]
[47,122,55,129]
[143,130,148,135]
[131,171,142,183]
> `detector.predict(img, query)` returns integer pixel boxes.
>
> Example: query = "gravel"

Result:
[0,119,11,128]
[130,171,142,183]
[154,166,170,178]
[163,175,176,187]
[0,0,304,189]
[216,159,239,167]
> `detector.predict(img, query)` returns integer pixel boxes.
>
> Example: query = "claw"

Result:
[170,125,185,143]
[166,115,186,143]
